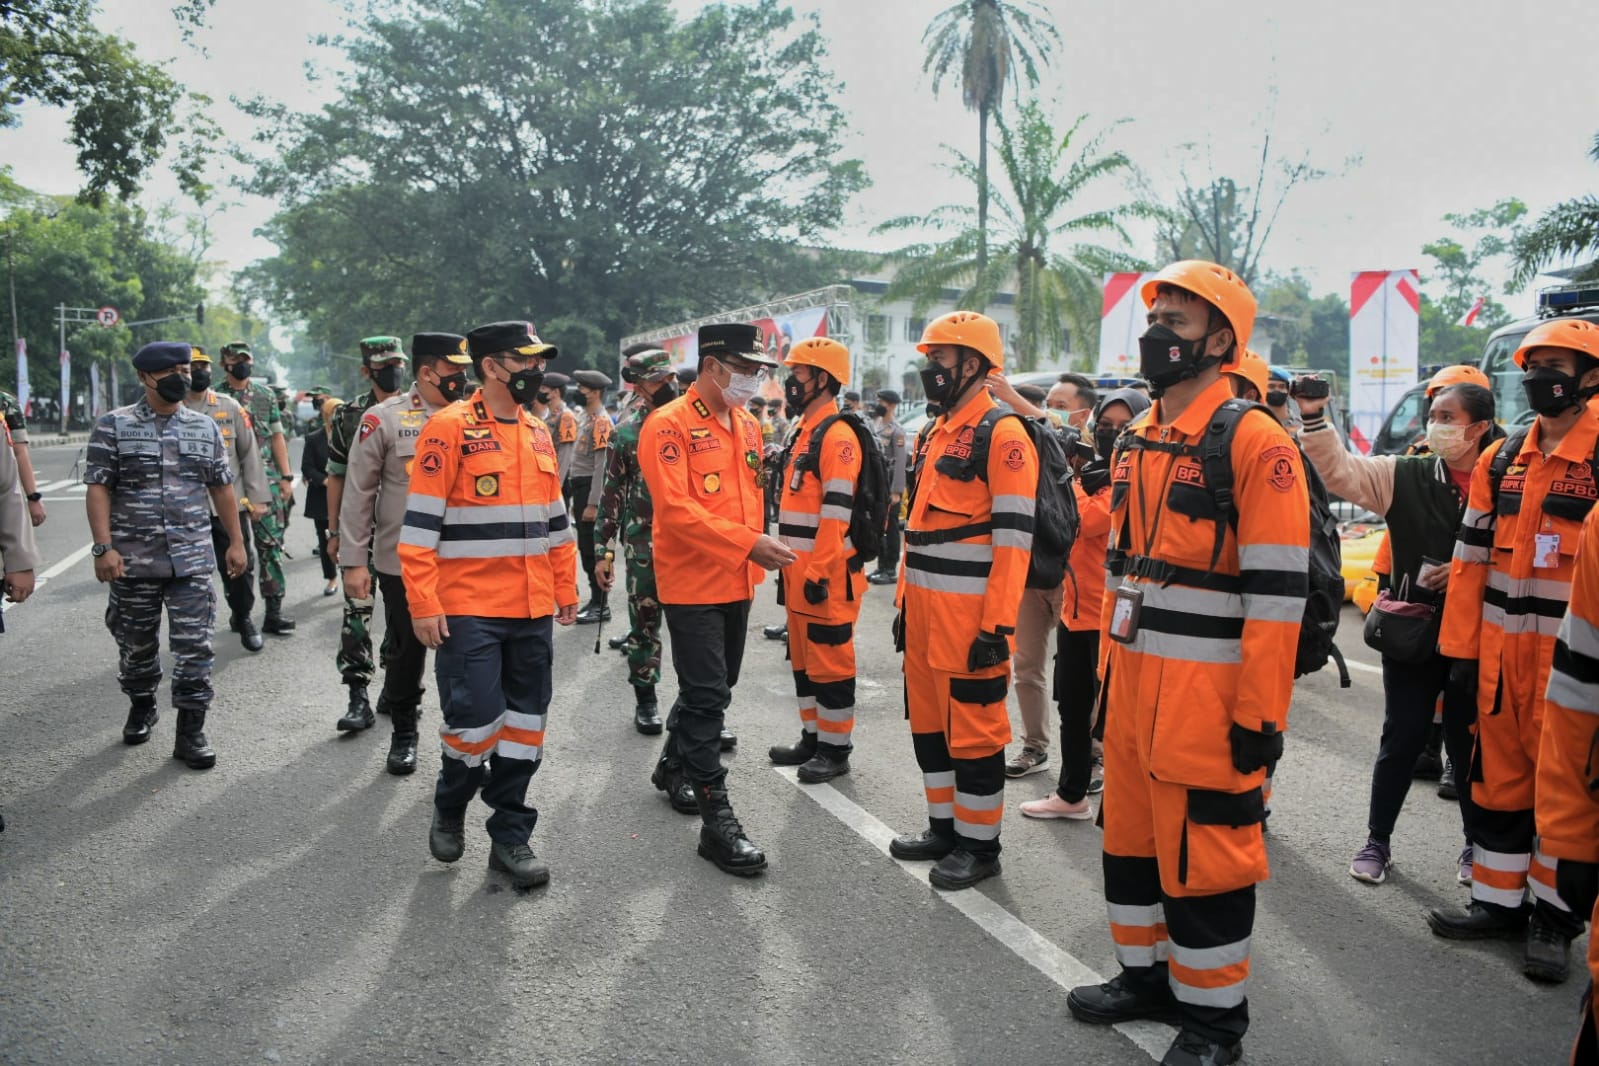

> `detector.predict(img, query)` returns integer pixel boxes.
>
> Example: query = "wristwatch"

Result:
[91,542,113,557]
[25,492,41,502]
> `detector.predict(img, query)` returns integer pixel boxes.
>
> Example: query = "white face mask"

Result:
[715,363,766,407]
[1426,422,1476,462]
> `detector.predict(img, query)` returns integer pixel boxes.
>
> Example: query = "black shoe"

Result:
[1525,911,1573,983]
[1427,900,1530,940]
[634,701,663,735]
[929,848,1000,890]
[122,698,159,745]
[233,614,264,652]
[889,828,957,861]
[1161,1030,1242,1066]
[608,634,630,650]
[867,570,898,586]
[171,709,215,770]
[797,746,851,784]
[262,598,296,635]
[769,732,818,767]
[489,841,550,889]
[651,757,698,814]
[1437,758,1458,800]
[719,728,737,751]
[386,732,418,775]
[694,785,767,876]
[429,808,465,863]
[1067,971,1180,1026]
[762,623,787,641]
[337,686,375,732]
[575,604,611,625]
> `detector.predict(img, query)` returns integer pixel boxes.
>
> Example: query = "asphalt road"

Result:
[0,438,1585,1065]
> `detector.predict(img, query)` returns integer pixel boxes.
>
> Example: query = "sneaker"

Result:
[1457,844,1474,886]
[1020,793,1094,820]
[1437,758,1458,800]
[1348,838,1392,885]
[1087,750,1105,795]
[1004,746,1049,778]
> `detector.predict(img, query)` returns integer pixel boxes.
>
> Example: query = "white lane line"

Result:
[1345,659,1381,676]
[35,478,79,493]
[1,542,93,613]
[774,766,1171,1061]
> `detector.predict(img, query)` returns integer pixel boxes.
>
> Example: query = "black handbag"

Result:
[1362,574,1441,665]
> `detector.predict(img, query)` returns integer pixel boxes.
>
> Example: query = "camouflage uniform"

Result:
[1,390,30,445]
[597,404,661,691]
[83,399,232,711]
[219,377,290,601]
[328,390,384,687]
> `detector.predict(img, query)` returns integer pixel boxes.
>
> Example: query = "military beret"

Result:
[359,335,405,363]
[877,389,901,404]
[573,369,612,390]
[467,321,558,362]
[220,342,251,358]
[676,366,698,385]
[411,332,471,364]
[541,372,571,391]
[189,344,211,364]
[132,341,193,372]
[698,322,774,366]
[622,348,673,384]
[843,391,861,402]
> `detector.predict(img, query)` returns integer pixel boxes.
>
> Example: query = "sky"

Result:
[3,0,1598,320]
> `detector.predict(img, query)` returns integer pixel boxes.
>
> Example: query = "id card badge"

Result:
[1534,532,1562,569]
[1108,583,1144,644]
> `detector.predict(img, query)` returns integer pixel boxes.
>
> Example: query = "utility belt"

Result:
[1106,549,1241,594]
[905,521,993,547]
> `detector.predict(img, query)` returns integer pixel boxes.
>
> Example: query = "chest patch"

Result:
[462,439,502,456]
[475,474,500,498]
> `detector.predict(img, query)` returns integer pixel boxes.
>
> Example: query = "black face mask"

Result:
[783,374,814,412]
[371,365,403,393]
[152,373,190,404]
[503,363,545,404]
[649,381,678,407]
[1522,365,1588,416]
[189,367,211,392]
[1138,324,1217,396]
[226,362,251,382]
[1094,427,1120,460]
[1265,390,1289,408]
[921,357,975,413]
[434,372,467,404]
[536,391,551,406]
[872,404,888,419]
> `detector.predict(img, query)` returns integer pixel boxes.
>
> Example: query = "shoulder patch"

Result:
[1261,444,1298,492]
[358,412,381,441]
[1001,440,1026,471]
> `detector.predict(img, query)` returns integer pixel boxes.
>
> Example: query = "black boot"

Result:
[633,689,663,736]
[1067,968,1180,1026]
[762,623,788,641]
[929,848,1001,890]
[768,731,817,766]
[429,807,465,863]
[608,633,630,651]
[797,744,851,784]
[122,695,159,745]
[172,709,216,769]
[651,755,698,814]
[386,732,418,775]
[488,840,550,889]
[1427,900,1530,940]
[232,613,264,652]
[694,783,767,876]
[337,685,375,732]
[890,825,957,861]
[1525,908,1575,983]
[719,727,737,751]
[262,596,296,634]
[1160,1030,1242,1066]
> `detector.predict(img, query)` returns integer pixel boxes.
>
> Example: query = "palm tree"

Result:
[922,0,1060,272]
[877,102,1150,371]
[1511,132,1599,286]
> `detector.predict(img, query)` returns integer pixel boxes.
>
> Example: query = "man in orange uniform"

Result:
[639,322,796,876]
[399,321,579,890]
[1430,319,1599,983]
[888,311,1038,891]
[767,337,867,783]
[1539,507,1599,1058]
[1066,262,1307,1066]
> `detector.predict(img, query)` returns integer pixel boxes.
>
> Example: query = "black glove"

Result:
[1448,659,1478,702]
[1557,860,1599,918]
[803,578,829,605]
[966,631,1011,672]
[892,610,905,653]
[1229,723,1284,775]
[1079,458,1111,495]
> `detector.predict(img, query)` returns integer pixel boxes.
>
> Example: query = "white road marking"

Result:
[1345,659,1381,676]
[774,766,1172,1061]
[35,478,80,493]
[1,542,93,614]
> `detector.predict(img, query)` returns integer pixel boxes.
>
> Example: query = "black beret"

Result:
[843,391,861,402]
[698,322,774,366]
[411,332,471,364]
[877,389,901,404]
[573,370,612,390]
[467,321,558,361]
[541,372,571,390]
[132,341,192,372]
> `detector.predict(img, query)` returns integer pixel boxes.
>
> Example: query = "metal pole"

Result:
[58,303,67,434]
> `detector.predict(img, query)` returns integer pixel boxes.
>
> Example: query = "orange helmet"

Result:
[784,336,851,386]
[917,311,1005,371]
[1425,364,1490,397]
[1512,319,1599,369]
[1226,349,1269,398]
[1140,260,1257,358]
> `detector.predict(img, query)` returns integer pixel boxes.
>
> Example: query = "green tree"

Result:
[1,1,216,202]
[1420,198,1526,324]
[1511,132,1599,286]
[921,0,1059,271]
[240,0,865,369]
[877,102,1146,370]
[1254,273,1349,375]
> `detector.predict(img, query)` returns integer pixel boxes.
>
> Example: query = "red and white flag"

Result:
[1457,296,1485,328]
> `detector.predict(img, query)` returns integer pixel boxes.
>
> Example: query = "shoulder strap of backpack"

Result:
[1199,397,1276,575]
[1487,428,1530,512]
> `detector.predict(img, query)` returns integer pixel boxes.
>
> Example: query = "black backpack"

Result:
[787,411,893,566]
[913,406,1081,591]
[1120,398,1351,687]
[1487,425,1599,523]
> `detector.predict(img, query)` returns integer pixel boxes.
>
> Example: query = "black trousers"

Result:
[569,475,604,605]
[1368,652,1475,843]
[375,571,427,733]
[210,512,256,621]
[1051,625,1099,803]
[312,518,335,580]
[878,516,902,573]
[662,600,750,785]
